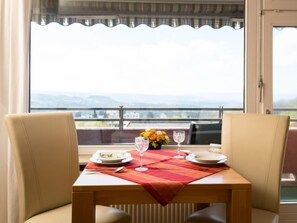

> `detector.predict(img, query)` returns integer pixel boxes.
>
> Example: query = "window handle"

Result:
[258,75,264,103]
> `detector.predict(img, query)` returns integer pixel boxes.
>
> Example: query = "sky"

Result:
[30,23,296,100]
[273,28,297,99]
[30,23,244,97]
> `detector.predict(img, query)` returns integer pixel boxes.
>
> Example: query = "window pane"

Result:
[273,27,297,202]
[30,23,244,145]
[273,27,297,124]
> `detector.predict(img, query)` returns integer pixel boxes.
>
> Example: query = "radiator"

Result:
[112,203,196,223]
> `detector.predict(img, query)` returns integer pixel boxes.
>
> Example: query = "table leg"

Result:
[226,189,252,223]
[72,191,96,223]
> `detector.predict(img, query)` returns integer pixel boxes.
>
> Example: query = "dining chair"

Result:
[187,122,222,145]
[185,113,290,223]
[5,112,131,223]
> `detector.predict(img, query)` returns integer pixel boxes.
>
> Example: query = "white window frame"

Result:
[245,0,262,113]
[263,0,297,10]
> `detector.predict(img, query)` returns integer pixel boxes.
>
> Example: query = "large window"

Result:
[30,23,244,144]
[30,1,245,145]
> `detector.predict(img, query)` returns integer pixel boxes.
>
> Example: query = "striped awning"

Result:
[32,0,244,29]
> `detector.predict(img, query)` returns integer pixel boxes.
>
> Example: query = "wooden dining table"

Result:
[72,151,252,223]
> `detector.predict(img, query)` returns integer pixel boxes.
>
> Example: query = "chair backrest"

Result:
[187,122,222,145]
[5,112,80,222]
[221,113,289,214]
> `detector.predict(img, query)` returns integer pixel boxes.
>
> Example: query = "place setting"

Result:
[89,150,133,165]
[86,136,151,173]
[185,150,227,166]
[85,150,133,174]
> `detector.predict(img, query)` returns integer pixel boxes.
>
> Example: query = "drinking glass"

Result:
[135,137,149,171]
[173,130,185,158]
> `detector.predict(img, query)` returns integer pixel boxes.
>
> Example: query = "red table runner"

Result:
[85,150,228,206]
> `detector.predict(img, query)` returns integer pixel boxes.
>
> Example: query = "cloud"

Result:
[31,23,244,95]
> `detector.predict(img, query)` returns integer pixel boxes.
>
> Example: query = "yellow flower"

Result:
[139,129,170,148]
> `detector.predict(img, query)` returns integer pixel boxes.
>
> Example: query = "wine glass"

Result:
[173,130,185,158]
[135,137,149,171]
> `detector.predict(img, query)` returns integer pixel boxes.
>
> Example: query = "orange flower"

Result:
[150,134,156,141]
[139,129,170,148]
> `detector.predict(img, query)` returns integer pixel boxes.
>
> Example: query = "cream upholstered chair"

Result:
[185,113,290,223]
[5,112,131,223]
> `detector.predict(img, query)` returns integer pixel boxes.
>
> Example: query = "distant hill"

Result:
[274,97,297,108]
[31,93,119,107]
[31,92,243,108]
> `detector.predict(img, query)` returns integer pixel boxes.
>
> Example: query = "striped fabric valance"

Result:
[32,0,244,29]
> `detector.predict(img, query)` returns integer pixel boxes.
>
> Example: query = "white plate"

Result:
[186,153,227,165]
[90,155,133,165]
[195,154,227,163]
[92,151,132,163]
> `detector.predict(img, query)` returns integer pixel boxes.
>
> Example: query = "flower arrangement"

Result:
[139,129,170,149]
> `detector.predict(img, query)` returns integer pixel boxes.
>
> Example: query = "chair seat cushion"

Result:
[252,208,279,223]
[26,203,130,223]
[185,204,278,223]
